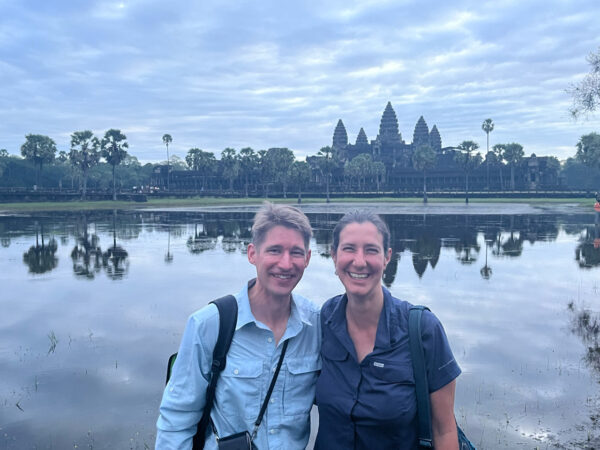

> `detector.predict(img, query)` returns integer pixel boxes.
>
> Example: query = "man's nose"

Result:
[278,251,293,269]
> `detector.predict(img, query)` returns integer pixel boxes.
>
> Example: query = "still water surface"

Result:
[1,205,600,449]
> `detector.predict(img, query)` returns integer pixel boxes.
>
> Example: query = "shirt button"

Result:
[267,337,273,343]
[272,367,276,372]
[269,429,276,434]
[234,369,239,375]
[270,398,275,404]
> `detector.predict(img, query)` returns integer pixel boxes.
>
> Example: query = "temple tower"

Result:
[332,119,348,150]
[377,102,402,145]
[355,128,369,147]
[412,116,430,148]
[429,125,442,153]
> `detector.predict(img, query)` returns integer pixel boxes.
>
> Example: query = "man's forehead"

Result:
[256,225,308,248]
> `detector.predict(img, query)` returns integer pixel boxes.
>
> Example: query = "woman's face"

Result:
[332,221,391,301]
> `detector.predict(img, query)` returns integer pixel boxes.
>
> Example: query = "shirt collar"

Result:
[236,279,311,337]
[326,286,398,358]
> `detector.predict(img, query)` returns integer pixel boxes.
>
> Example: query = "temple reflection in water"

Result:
[1,210,598,280]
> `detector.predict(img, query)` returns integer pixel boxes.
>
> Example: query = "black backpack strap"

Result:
[192,294,238,449]
[408,305,434,449]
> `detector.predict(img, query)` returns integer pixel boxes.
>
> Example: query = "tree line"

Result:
[0,125,599,201]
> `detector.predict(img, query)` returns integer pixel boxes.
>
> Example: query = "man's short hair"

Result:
[252,202,312,250]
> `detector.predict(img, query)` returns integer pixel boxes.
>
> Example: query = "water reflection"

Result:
[4,211,600,278]
[71,215,102,279]
[2,208,600,450]
[575,223,600,269]
[102,211,129,280]
[480,240,493,280]
[187,223,217,254]
[165,225,173,263]
[22,225,58,274]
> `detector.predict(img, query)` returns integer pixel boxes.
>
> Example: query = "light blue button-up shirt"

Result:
[156,281,321,450]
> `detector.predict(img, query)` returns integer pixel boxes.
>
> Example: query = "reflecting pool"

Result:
[1,204,600,449]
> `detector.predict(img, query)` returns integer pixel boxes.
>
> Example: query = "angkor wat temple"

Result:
[153,101,563,194]
[323,101,560,191]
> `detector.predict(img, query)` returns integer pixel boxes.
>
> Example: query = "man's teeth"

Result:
[349,272,368,279]
[274,274,292,279]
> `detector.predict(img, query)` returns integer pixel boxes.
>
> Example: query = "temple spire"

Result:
[377,102,401,144]
[332,119,348,150]
[355,128,369,146]
[429,125,442,153]
[412,116,430,148]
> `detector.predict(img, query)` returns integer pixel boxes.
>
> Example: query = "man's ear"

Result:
[304,248,312,267]
[247,243,257,265]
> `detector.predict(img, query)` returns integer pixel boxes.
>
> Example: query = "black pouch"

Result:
[217,431,256,450]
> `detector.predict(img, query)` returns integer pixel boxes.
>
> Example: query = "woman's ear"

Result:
[384,247,392,266]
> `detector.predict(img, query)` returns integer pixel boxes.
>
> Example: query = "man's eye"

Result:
[366,248,380,254]
[291,250,305,257]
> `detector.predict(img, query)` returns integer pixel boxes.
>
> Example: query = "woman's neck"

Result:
[346,288,384,330]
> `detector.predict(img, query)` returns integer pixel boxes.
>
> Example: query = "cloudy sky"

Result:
[1,0,599,163]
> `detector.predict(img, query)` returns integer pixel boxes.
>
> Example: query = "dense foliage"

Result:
[0,129,598,196]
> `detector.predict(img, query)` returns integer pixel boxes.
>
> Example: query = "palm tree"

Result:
[69,130,100,200]
[317,146,334,202]
[288,160,311,203]
[263,148,294,198]
[220,147,240,192]
[412,144,437,203]
[492,144,506,190]
[162,134,172,190]
[454,141,482,204]
[503,143,524,190]
[239,147,259,197]
[20,134,57,187]
[101,129,129,200]
[482,119,494,189]
[186,148,216,191]
[373,161,386,192]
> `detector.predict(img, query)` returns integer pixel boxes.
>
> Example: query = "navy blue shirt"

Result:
[315,287,461,450]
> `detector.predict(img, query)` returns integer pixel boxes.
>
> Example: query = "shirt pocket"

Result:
[368,361,417,419]
[219,361,263,420]
[283,356,321,417]
[369,360,414,384]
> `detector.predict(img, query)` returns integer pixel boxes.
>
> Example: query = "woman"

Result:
[315,211,461,450]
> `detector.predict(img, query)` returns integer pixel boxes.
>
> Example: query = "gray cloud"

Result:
[0,0,599,162]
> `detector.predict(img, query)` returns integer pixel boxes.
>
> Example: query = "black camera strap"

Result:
[250,338,289,440]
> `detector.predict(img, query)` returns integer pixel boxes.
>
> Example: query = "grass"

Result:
[0,195,594,212]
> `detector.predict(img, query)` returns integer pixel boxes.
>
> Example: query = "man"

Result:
[156,202,320,449]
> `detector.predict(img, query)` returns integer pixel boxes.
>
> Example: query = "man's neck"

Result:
[248,284,291,344]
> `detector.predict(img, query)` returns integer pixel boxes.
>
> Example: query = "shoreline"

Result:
[0,196,596,215]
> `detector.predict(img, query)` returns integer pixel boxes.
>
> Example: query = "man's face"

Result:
[247,225,311,301]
